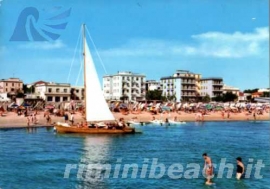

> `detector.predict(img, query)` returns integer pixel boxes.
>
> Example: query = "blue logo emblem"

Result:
[10,6,71,41]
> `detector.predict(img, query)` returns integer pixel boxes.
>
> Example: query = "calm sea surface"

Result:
[0,121,269,189]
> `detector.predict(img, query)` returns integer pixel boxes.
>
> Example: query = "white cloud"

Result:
[18,40,65,50]
[188,27,269,58]
[100,27,269,58]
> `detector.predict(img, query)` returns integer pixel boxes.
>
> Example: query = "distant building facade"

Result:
[103,71,146,101]
[34,81,71,102]
[0,78,23,94]
[223,84,240,96]
[71,86,84,100]
[200,77,223,98]
[160,70,201,102]
[145,80,161,91]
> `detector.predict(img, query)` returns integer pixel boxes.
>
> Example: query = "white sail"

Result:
[84,40,115,122]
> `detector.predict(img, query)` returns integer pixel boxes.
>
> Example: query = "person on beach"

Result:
[46,114,51,125]
[27,116,30,126]
[221,111,225,119]
[70,114,74,125]
[31,115,34,123]
[227,111,230,119]
[236,157,245,180]
[64,113,69,123]
[202,153,214,185]
[253,111,256,120]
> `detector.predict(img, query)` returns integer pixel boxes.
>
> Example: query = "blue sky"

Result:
[0,0,269,90]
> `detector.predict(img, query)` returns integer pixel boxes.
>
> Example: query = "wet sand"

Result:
[0,111,269,128]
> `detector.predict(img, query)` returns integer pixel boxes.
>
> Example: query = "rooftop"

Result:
[103,71,145,77]
[0,78,23,82]
[201,77,223,81]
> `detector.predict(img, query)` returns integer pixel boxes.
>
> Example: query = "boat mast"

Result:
[83,24,87,121]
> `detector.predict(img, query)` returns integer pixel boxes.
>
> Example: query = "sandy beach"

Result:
[0,110,269,129]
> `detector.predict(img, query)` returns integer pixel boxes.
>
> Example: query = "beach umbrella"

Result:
[10,104,19,108]
[18,106,25,110]
[22,103,31,107]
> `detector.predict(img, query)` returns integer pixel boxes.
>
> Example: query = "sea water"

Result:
[0,121,269,189]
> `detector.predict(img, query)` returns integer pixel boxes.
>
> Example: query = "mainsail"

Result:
[84,39,115,122]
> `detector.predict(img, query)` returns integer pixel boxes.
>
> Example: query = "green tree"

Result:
[23,84,35,93]
[145,90,163,100]
[212,95,223,102]
[222,92,238,102]
[243,88,259,93]
[202,94,211,103]
[167,95,177,101]
[263,92,270,97]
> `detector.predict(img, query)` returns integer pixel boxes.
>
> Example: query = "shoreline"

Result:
[0,111,269,129]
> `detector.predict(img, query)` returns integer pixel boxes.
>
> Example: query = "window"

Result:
[63,97,68,101]
[48,88,52,93]
[56,88,60,93]
[6,83,8,86]
[47,96,53,101]
[55,96,60,102]
[12,83,14,87]
[63,89,67,93]
[76,90,79,93]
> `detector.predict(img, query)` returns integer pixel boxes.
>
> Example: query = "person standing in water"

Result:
[236,157,245,180]
[202,153,214,185]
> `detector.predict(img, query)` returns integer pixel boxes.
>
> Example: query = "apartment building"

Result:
[103,71,146,101]
[200,77,223,98]
[0,78,23,94]
[145,80,161,91]
[160,70,201,102]
[223,84,240,96]
[34,81,71,102]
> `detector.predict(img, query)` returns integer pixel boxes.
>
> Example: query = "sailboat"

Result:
[54,25,135,134]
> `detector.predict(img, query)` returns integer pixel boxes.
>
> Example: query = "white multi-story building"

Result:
[160,70,201,102]
[223,84,240,96]
[200,77,223,98]
[145,80,161,91]
[34,81,71,102]
[103,71,146,101]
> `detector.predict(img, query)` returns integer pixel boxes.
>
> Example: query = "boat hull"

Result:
[55,124,136,134]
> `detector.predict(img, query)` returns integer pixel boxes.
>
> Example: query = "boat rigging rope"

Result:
[67,25,83,83]
[85,27,108,74]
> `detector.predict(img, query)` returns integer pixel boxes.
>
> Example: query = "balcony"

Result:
[213,82,223,86]
[181,93,196,97]
[181,81,196,85]
[213,88,223,92]
[182,87,196,91]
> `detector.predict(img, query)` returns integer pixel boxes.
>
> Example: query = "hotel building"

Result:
[0,78,23,94]
[145,80,161,91]
[223,84,240,96]
[160,70,201,102]
[103,71,146,101]
[34,81,71,102]
[200,77,224,98]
